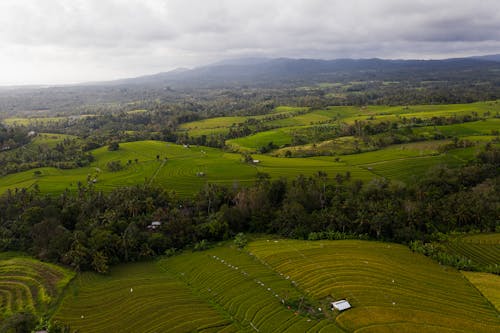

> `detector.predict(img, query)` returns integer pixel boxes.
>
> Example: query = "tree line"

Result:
[0,146,497,274]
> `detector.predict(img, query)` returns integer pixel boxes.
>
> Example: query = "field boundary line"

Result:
[148,160,166,185]
[461,271,500,315]
[156,260,245,331]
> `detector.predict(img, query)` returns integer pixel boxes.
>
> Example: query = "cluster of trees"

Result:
[0,146,497,274]
[0,136,94,176]
[0,125,30,151]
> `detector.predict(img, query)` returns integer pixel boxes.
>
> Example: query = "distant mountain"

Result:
[2,55,500,114]
[471,54,500,62]
[105,56,500,88]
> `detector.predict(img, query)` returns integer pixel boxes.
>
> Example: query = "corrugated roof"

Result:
[331,300,351,311]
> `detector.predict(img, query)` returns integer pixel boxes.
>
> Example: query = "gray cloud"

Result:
[1,0,500,84]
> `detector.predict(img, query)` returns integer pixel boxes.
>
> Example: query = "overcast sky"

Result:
[1,0,500,85]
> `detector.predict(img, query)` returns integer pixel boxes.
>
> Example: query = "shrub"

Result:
[193,240,209,251]
[108,142,120,151]
[106,160,123,172]
[234,233,248,248]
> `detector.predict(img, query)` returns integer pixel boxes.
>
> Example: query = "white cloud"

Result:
[1,0,500,85]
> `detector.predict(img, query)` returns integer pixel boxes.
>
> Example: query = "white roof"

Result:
[331,300,351,311]
[151,221,161,226]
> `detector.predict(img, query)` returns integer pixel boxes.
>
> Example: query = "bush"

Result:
[106,160,123,172]
[234,233,248,248]
[0,311,38,333]
[164,248,177,257]
[108,142,120,151]
[193,240,209,251]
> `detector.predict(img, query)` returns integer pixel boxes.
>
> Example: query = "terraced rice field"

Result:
[160,245,342,332]
[53,262,236,333]
[53,239,500,332]
[0,253,74,320]
[0,141,374,196]
[0,138,485,196]
[247,239,500,332]
[226,128,295,151]
[462,272,500,311]
[443,233,500,269]
[413,118,500,138]
[222,102,499,152]
[178,107,309,138]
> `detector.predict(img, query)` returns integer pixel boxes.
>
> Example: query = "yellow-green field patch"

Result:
[54,262,236,333]
[247,239,500,332]
[462,272,500,312]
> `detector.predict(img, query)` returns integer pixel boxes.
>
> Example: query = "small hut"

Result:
[330,300,351,311]
[148,221,162,230]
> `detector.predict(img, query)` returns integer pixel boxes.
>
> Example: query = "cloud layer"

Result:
[1,0,500,84]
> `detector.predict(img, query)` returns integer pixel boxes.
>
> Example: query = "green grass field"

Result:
[52,238,500,332]
[0,253,74,320]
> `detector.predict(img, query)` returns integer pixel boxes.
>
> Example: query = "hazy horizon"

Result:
[2,0,500,86]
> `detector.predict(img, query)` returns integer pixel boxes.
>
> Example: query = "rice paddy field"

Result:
[0,137,488,196]
[1,101,498,196]
[0,253,74,320]
[462,272,500,311]
[442,233,500,270]
[413,118,500,138]
[53,262,237,333]
[247,239,500,332]
[52,238,500,332]
[180,101,500,142]
[226,128,295,151]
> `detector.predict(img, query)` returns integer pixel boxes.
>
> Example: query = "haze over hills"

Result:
[0,54,498,90]
[109,55,500,88]
[1,55,500,115]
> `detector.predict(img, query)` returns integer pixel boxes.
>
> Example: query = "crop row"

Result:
[53,262,234,333]
[161,245,344,332]
[0,256,73,318]
[247,239,500,332]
